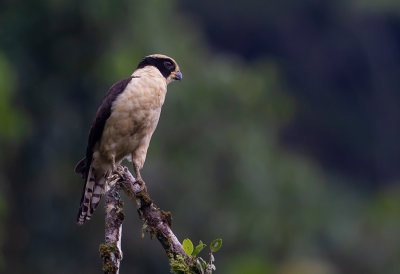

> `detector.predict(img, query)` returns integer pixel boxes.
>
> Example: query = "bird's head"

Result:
[137,54,182,84]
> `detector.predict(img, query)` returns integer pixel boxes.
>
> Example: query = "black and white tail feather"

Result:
[75,158,107,225]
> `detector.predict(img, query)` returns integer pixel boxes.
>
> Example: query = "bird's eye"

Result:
[164,61,174,70]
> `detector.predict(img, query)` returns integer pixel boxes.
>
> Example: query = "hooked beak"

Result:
[174,71,183,81]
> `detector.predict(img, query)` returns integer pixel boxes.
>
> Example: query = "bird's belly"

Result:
[99,106,160,163]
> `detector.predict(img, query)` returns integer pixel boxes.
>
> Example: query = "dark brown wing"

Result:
[75,76,134,180]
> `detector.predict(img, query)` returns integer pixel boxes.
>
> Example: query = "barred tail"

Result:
[77,165,106,225]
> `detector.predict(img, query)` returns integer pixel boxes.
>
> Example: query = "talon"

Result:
[107,173,120,182]
[134,178,147,192]
[116,165,125,173]
[106,171,123,192]
[134,178,143,185]
[116,169,125,178]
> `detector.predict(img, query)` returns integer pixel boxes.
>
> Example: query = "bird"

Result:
[74,54,182,225]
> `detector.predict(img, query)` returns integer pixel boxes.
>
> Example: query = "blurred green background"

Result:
[1,0,400,273]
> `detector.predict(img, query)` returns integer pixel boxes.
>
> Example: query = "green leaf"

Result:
[193,240,206,257]
[210,238,222,252]
[182,238,194,256]
[141,224,148,238]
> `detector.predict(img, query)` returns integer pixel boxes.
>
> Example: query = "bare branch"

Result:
[117,166,186,258]
[99,182,124,274]
[99,165,187,273]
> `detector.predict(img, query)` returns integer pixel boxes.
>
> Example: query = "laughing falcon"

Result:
[75,54,182,225]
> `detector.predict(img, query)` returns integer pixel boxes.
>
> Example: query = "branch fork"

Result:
[99,165,186,274]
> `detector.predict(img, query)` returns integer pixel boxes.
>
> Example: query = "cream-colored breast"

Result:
[98,68,167,165]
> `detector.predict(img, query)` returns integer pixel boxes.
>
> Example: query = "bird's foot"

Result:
[106,173,119,183]
[134,178,147,192]
[107,165,125,182]
[106,167,125,191]
[114,165,126,178]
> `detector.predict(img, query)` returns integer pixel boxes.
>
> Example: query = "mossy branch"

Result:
[100,181,124,273]
[117,166,186,258]
[99,165,193,273]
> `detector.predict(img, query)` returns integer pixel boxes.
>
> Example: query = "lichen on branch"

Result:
[99,165,188,273]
